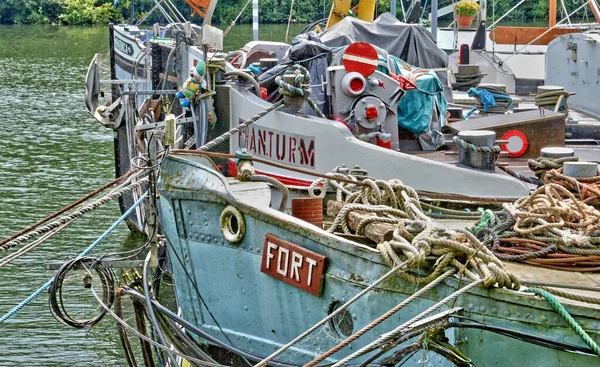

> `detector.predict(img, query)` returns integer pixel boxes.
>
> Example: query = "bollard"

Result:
[282,74,305,111]
[540,147,575,158]
[563,162,599,178]
[260,58,279,72]
[457,130,497,171]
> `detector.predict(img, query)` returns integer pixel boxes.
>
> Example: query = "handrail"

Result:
[503,1,590,62]
[486,0,526,31]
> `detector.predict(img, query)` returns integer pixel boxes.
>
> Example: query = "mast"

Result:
[431,0,438,42]
[549,0,557,27]
[253,0,259,40]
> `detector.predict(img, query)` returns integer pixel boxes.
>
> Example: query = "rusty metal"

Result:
[260,234,326,296]
[291,197,323,228]
[444,110,566,158]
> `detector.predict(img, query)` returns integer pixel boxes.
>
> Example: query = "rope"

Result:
[252,261,410,367]
[331,280,483,366]
[275,64,326,118]
[197,100,284,151]
[526,288,600,357]
[0,177,147,254]
[452,72,483,91]
[528,157,579,179]
[0,192,147,323]
[468,86,513,114]
[304,269,456,366]
[544,168,600,206]
[223,0,253,37]
[535,90,570,112]
[496,164,543,185]
[453,135,501,153]
[322,174,520,289]
[505,183,600,238]
[0,169,139,249]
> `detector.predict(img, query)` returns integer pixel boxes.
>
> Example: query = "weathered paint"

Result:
[159,154,600,365]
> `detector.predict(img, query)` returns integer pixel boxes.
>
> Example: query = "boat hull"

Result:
[158,154,600,366]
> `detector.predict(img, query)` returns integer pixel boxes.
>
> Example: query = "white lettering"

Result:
[266,242,277,269]
[306,258,317,286]
[290,253,303,282]
[277,247,289,276]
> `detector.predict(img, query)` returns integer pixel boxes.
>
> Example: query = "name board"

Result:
[115,36,134,56]
[260,234,326,295]
[238,121,316,168]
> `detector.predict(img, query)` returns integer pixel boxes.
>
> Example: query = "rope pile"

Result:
[318,175,520,289]
[535,90,570,113]
[544,168,600,207]
[528,156,579,179]
[468,86,513,114]
[452,72,484,91]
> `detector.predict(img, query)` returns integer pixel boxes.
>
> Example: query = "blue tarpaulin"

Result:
[389,56,447,136]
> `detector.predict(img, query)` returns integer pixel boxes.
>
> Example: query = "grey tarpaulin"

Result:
[258,32,332,116]
[320,13,448,71]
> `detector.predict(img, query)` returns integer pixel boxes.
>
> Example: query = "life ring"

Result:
[220,205,246,244]
[500,130,528,157]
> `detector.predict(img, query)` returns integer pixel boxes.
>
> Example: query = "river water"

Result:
[0,23,304,366]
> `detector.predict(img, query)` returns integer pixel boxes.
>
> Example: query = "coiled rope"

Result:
[322,175,520,289]
[528,156,579,179]
[452,72,483,91]
[467,86,513,114]
[535,90,570,113]
[544,168,600,206]
[0,192,146,323]
[274,64,326,118]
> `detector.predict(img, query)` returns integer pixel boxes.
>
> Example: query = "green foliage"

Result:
[455,1,479,17]
[59,0,121,25]
[0,0,596,25]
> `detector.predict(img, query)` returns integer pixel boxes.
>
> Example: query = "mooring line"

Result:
[0,169,140,249]
[0,193,146,323]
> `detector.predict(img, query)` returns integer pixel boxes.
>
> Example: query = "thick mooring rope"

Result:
[321,174,520,289]
[527,288,600,357]
[0,177,148,253]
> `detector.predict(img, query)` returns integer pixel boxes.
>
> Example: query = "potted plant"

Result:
[454,1,480,29]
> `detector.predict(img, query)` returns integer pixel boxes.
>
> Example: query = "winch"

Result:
[326,42,406,150]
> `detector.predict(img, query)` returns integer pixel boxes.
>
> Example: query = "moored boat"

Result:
[154,149,600,365]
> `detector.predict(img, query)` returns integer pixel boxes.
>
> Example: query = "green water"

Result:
[0,22,307,366]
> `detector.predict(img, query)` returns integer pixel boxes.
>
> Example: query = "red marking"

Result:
[335,117,352,131]
[227,160,313,186]
[391,73,418,91]
[261,234,326,296]
[365,107,378,119]
[376,138,391,149]
[342,42,378,77]
[260,87,268,100]
[349,78,364,92]
[500,130,529,157]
